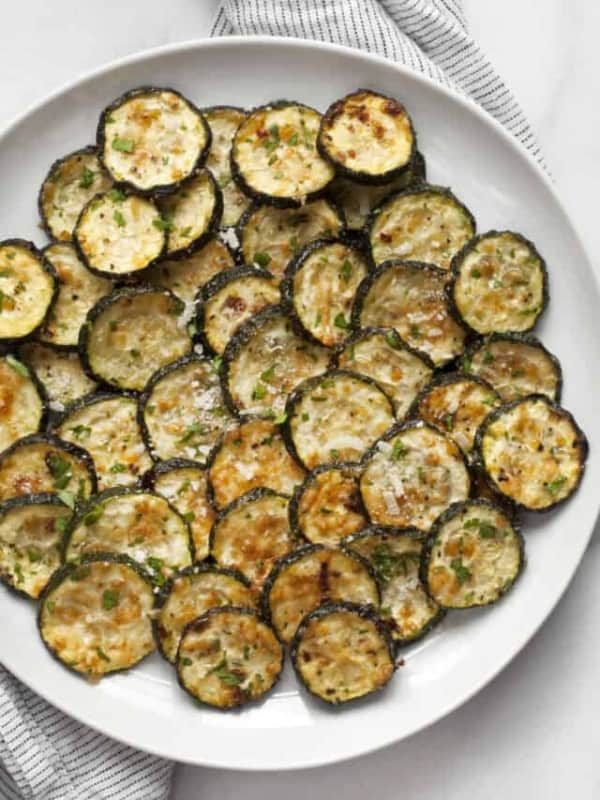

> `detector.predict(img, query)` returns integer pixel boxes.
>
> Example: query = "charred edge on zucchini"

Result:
[18,341,97,410]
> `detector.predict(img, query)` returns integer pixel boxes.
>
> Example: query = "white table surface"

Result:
[2,2,599,798]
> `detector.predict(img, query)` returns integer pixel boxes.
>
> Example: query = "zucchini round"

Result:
[38,146,113,242]
[140,354,234,464]
[74,190,166,279]
[207,418,306,509]
[0,493,72,599]
[176,607,284,709]
[79,286,192,392]
[238,198,344,283]
[221,306,329,418]
[145,237,235,304]
[282,238,370,347]
[334,327,434,419]
[476,395,588,512]
[290,602,395,705]
[289,464,368,546]
[463,333,562,402]
[318,89,415,184]
[0,353,47,451]
[19,342,97,411]
[64,487,193,580]
[421,499,524,608]
[38,552,155,678]
[262,544,380,643]
[353,260,467,367]
[97,86,211,195]
[342,527,443,643]
[203,106,251,227]
[0,433,96,505]
[155,564,256,662]
[146,460,215,562]
[412,372,501,456]
[284,370,395,469]
[210,488,296,589]
[449,231,548,335]
[360,421,471,531]
[38,243,112,348]
[198,266,280,355]
[369,185,476,269]
[157,169,222,259]
[231,101,334,207]
[56,392,151,491]
[0,240,57,342]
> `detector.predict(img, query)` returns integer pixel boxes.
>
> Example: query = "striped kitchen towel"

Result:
[211,0,544,166]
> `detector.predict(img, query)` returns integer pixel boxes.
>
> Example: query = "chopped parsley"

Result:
[112,137,135,153]
[253,252,271,268]
[71,424,91,439]
[178,422,208,444]
[5,355,29,378]
[109,462,126,474]
[340,259,352,282]
[84,505,104,525]
[546,475,567,495]
[390,440,407,461]
[57,491,76,510]
[79,167,95,189]
[450,558,471,585]
[107,188,126,203]
[252,383,267,401]
[46,452,73,489]
[333,313,349,330]
[113,210,126,228]
[101,589,120,611]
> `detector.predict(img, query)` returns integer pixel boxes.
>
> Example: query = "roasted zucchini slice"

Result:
[221,306,329,418]
[262,545,379,643]
[421,500,524,608]
[145,238,235,304]
[140,355,235,464]
[289,464,368,546]
[146,460,215,562]
[0,433,96,504]
[157,169,222,258]
[56,393,151,491]
[177,607,284,709]
[360,422,470,531]
[0,240,57,342]
[0,493,72,599]
[329,151,426,230]
[290,602,395,705]
[38,146,113,242]
[369,185,476,269]
[343,527,443,643]
[449,231,548,335]
[476,395,587,512]
[38,552,155,678]
[203,106,251,227]
[198,266,280,355]
[469,465,516,517]
[238,199,344,282]
[412,373,500,456]
[74,190,165,279]
[285,370,395,469]
[97,86,210,195]
[38,243,112,348]
[155,564,256,662]
[19,342,96,411]
[354,260,467,367]
[0,354,46,451]
[79,286,192,392]
[64,487,193,579]
[210,489,296,589]
[207,418,306,509]
[334,328,434,419]
[318,90,415,184]
[231,101,334,207]
[282,239,369,347]
[463,333,562,402]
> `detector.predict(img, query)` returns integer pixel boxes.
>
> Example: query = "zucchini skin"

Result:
[230,100,333,209]
[447,230,549,336]
[473,394,588,514]
[0,352,49,438]
[329,324,436,369]
[419,498,525,609]
[141,456,209,489]
[289,601,395,705]
[317,89,416,186]
[37,550,156,678]
[160,169,223,261]
[0,240,59,343]
[96,85,211,197]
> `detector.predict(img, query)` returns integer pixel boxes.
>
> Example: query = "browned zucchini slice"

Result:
[19,342,96,411]
[0,354,46,451]
[157,169,222,258]
[0,240,57,342]
[203,106,251,227]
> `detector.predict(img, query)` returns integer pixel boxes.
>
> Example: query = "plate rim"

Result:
[0,34,598,771]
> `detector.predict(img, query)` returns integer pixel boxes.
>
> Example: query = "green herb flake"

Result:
[84,505,104,526]
[112,137,135,153]
[152,217,174,233]
[384,330,400,349]
[470,268,482,279]
[330,449,340,462]
[390,440,407,461]
[181,657,193,667]
[260,364,276,382]
[301,412,310,422]
[46,452,73,489]
[71,424,91,439]
[182,511,195,524]
[288,132,299,146]
[101,589,120,611]
[253,252,271,268]
[54,516,69,534]
[340,259,352,282]
[546,475,567,495]
[333,313,349,330]
[5,355,29,378]
[27,547,42,563]
[57,491,76,510]
[210,656,243,687]
[79,167,95,189]
[113,210,126,228]
[96,647,111,663]
[178,421,208,444]
[273,412,287,425]
[46,600,55,613]
[450,558,471,585]
[14,562,24,584]
[252,383,267,401]
[109,462,126,474]
[107,188,126,203]
[444,413,454,432]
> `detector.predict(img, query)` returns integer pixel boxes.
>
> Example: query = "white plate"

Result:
[0,36,598,771]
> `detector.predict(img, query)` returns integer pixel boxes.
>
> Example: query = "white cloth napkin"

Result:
[0,2,541,798]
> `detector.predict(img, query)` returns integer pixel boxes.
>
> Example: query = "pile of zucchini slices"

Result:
[0,86,588,710]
